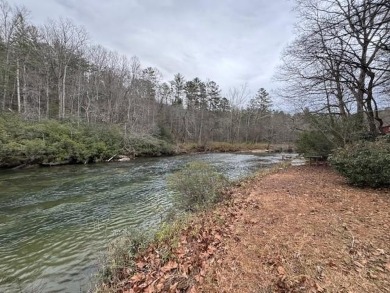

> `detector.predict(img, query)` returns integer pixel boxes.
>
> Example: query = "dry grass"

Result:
[177,142,293,154]
[204,166,390,293]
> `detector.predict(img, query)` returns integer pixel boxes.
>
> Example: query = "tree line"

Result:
[276,0,390,188]
[277,0,390,142]
[0,0,296,146]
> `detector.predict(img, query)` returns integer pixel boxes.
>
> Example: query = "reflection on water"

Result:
[0,152,292,292]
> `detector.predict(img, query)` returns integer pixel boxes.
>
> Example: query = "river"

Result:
[0,152,292,292]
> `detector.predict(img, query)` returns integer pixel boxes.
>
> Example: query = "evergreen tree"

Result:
[248,88,272,114]
[170,73,185,106]
[206,80,222,111]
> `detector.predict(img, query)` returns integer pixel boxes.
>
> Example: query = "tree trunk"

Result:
[62,64,68,119]
[77,72,81,124]
[366,71,380,134]
[23,64,27,114]
[2,51,10,111]
[16,58,21,113]
[198,109,204,145]
[58,78,62,119]
[38,84,41,121]
[46,74,50,118]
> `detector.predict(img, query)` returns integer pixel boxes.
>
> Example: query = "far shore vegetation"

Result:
[0,0,389,291]
[0,113,295,169]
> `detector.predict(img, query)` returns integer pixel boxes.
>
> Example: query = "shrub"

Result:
[124,134,174,157]
[155,125,174,143]
[167,161,229,212]
[100,230,149,284]
[0,114,177,168]
[0,114,175,167]
[330,137,390,187]
[296,130,334,157]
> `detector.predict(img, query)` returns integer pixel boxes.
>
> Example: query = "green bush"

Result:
[330,137,390,187]
[155,124,174,143]
[0,114,123,167]
[167,161,229,212]
[0,114,176,168]
[296,130,334,157]
[124,134,174,157]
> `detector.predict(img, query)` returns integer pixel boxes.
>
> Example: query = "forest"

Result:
[0,0,389,292]
[277,0,389,139]
[0,0,389,180]
[0,0,298,167]
[277,0,390,187]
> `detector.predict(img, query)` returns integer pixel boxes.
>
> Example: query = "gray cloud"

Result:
[18,0,296,102]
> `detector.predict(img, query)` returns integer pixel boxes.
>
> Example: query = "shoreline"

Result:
[1,142,294,171]
[96,165,390,292]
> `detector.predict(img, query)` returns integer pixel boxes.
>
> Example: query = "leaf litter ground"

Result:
[103,165,390,293]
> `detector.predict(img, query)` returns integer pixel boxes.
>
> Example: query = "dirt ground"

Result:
[113,165,390,293]
[203,165,390,293]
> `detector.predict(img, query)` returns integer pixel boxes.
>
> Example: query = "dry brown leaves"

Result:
[102,200,239,293]
[204,166,390,293]
[105,166,390,293]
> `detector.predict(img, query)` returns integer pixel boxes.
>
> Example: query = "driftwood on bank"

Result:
[107,154,117,162]
[12,163,28,170]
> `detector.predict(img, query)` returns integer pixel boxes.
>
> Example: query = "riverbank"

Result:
[0,114,294,169]
[0,114,174,169]
[2,153,285,292]
[176,142,293,154]
[99,165,390,292]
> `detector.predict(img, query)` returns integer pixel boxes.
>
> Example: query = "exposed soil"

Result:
[108,165,390,293]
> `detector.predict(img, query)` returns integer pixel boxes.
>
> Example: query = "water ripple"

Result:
[0,153,293,292]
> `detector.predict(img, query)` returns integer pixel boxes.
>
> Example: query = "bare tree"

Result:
[42,18,87,119]
[277,0,390,135]
[227,84,250,142]
[0,0,18,111]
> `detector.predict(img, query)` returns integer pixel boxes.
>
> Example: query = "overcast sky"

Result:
[15,0,296,105]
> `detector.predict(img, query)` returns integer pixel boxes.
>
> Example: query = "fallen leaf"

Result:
[169,282,178,291]
[156,283,164,291]
[161,261,178,273]
[277,266,286,275]
[314,282,325,292]
[214,233,222,241]
[368,271,378,279]
[376,248,385,255]
[130,273,144,283]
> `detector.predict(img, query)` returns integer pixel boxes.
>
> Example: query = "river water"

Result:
[0,152,290,292]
